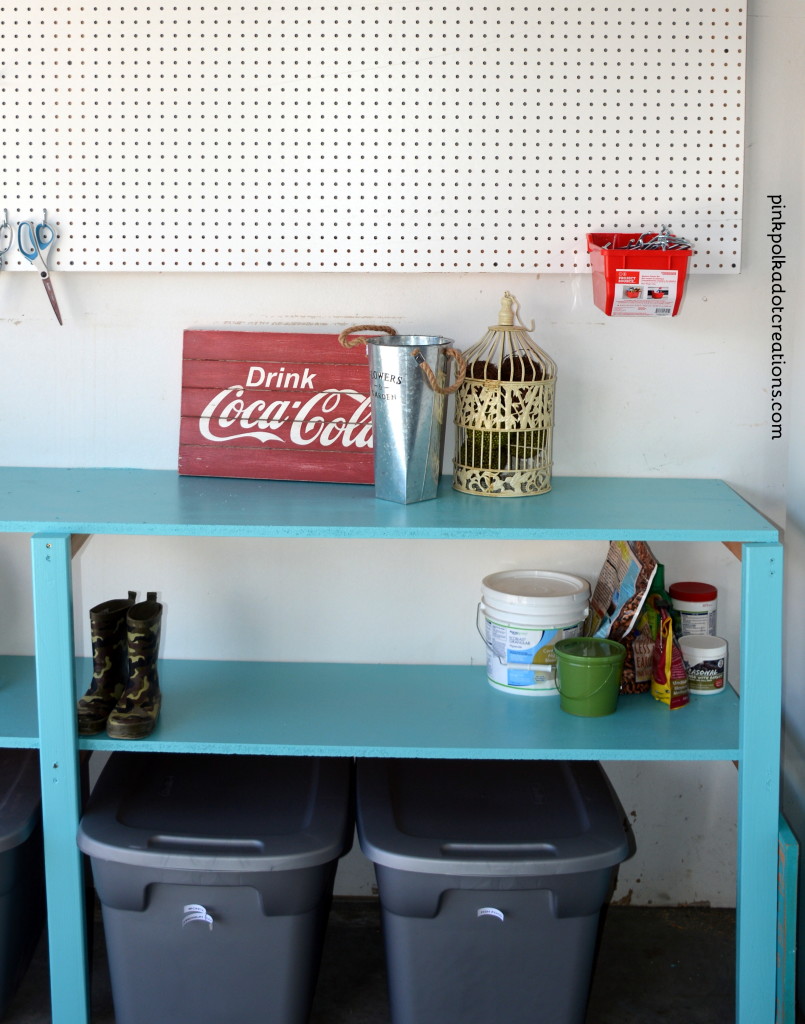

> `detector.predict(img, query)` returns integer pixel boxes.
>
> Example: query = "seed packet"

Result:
[585,540,658,693]
[587,540,658,639]
[651,605,690,709]
[628,616,656,692]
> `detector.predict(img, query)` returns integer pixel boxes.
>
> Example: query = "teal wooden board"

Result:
[0,656,39,746]
[737,543,784,1024]
[74,658,741,759]
[0,468,779,541]
[777,814,798,1024]
[31,535,90,1024]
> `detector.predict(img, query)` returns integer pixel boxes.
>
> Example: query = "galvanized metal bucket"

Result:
[339,326,466,503]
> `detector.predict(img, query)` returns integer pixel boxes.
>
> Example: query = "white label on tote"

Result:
[182,904,214,930]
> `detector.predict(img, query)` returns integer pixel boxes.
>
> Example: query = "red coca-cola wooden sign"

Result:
[179,330,374,483]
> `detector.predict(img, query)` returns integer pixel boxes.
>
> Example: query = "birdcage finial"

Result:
[499,292,515,327]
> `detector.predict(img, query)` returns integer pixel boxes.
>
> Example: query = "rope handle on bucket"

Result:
[338,324,397,348]
[413,346,467,395]
[338,324,467,395]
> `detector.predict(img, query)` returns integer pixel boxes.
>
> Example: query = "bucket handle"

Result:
[476,603,505,665]
[339,324,467,395]
[338,324,397,348]
[414,345,467,395]
[554,666,620,700]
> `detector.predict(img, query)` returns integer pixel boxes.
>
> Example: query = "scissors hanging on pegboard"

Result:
[18,211,63,325]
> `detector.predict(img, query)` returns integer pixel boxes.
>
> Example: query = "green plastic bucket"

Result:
[554,638,626,717]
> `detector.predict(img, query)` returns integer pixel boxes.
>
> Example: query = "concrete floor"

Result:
[313,901,739,1024]
[3,899,744,1023]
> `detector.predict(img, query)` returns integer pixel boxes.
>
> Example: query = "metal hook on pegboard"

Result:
[0,210,13,266]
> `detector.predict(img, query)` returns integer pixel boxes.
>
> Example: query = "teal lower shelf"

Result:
[69,658,741,760]
[0,656,40,747]
[0,654,743,759]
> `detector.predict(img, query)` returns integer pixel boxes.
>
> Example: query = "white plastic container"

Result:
[478,570,591,696]
[678,635,728,695]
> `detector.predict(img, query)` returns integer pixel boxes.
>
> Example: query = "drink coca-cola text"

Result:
[198,365,373,448]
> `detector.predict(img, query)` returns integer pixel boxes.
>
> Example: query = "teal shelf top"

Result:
[73,659,740,761]
[0,653,740,760]
[0,467,779,541]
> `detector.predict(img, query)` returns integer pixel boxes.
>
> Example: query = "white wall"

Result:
[767,0,805,1005]
[0,0,800,907]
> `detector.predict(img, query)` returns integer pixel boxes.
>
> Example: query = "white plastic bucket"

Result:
[478,570,591,695]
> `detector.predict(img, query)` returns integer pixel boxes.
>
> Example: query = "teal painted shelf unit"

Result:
[0,469,782,1024]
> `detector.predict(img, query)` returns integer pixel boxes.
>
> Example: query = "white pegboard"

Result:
[1,2,746,273]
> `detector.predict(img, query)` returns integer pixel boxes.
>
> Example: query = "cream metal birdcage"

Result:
[452,292,556,497]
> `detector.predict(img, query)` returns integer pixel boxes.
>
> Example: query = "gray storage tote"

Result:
[78,752,353,1024]
[357,758,634,1024]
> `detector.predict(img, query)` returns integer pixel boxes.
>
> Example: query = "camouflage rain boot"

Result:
[76,592,137,735]
[106,593,163,740]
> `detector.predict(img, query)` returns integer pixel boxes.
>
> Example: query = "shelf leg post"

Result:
[736,541,783,1024]
[31,533,90,1024]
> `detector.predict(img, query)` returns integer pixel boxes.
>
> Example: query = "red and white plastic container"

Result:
[668,581,718,636]
[586,232,693,317]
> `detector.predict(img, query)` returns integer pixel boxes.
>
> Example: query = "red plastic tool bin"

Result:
[586,232,693,317]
